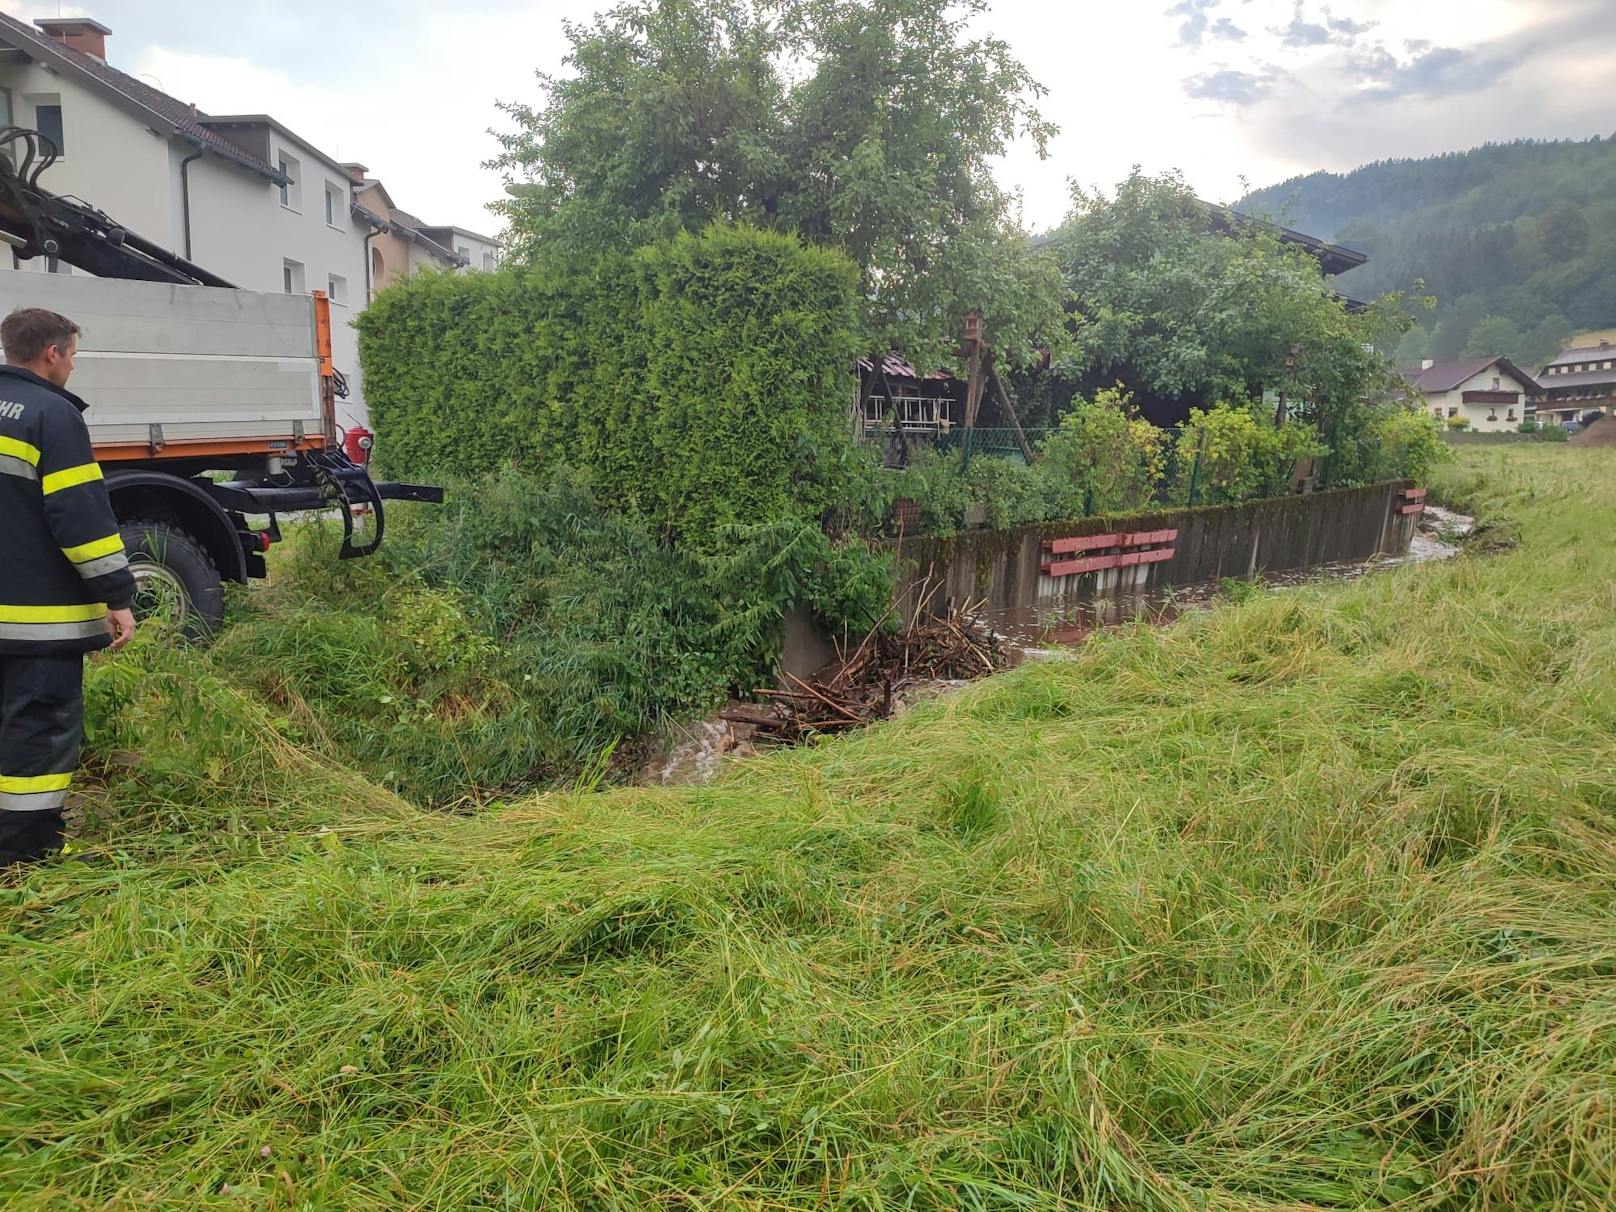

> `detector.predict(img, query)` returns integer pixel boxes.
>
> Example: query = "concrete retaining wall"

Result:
[892,480,1419,621]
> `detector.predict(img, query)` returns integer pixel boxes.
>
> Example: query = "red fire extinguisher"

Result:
[343,425,375,466]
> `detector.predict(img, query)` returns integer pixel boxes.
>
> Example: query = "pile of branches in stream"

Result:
[724,598,1007,744]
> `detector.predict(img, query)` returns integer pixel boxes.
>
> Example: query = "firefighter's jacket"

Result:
[0,364,135,655]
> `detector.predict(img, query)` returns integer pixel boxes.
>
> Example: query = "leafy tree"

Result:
[1043,171,1410,439]
[1038,387,1164,515]
[1463,314,1526,360]
[1172,401,1325,505]
[1431,294,1487,361]
[1369,407,1450,483]
[1541,202,1592,258]
[489,0,1068,369]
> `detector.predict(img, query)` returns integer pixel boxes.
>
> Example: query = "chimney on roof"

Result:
[340,162,370,181]
[1421,359,1434,371]
[34,17,112,62]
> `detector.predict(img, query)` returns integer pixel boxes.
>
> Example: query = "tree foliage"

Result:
[1041,171,1410,438]
[1243,135,1616,370]
[488,0,1068,369]
[1172,402,1327,505]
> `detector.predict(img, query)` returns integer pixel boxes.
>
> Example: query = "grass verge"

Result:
[3,447,1614,1209]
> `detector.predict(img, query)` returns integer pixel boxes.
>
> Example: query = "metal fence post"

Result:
[1187,428,1207,507]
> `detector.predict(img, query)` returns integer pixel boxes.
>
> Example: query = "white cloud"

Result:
[127,4,577,235]
[15,0,1607,238]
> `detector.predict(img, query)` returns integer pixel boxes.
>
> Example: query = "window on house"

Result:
[282,259,305,295]
[1448,407,1458,418]
[30,96,63,155]
[482,251,495,271]
[324,183,342,228]
[1492,376,1501,390]
[327,274,347,305]
[278,153,301,210]
[1507,408,1516,421]
[1432,408,1443,419]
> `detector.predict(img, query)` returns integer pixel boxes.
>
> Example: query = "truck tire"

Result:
[119,519,224,642]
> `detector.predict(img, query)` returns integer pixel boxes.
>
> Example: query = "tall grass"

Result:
[3,447,1615,1209]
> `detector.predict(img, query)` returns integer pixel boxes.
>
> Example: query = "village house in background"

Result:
[1535,331,1616,428]
[1397,356,1540,432]
[415,224,502,274]
[350,173,466,290]
[0,14,500,429]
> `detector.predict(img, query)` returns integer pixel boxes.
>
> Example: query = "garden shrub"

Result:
[1369,406,1450,483]
[358,225,861,548]
[1037,387,1165,515]
[1173,401,1326,504]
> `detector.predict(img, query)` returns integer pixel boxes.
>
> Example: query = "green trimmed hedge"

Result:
[357,226,862,544]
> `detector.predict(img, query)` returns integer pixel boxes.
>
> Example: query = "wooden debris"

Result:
[743,603,1007,744]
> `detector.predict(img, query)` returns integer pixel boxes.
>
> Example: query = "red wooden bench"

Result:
[1041,529,1178,577]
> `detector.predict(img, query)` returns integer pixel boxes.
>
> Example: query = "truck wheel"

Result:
[119,519,224,642]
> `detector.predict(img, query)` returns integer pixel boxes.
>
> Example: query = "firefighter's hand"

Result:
[106,608,136,651]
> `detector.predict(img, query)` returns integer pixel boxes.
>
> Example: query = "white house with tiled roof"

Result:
[0,14,495,430]
[0,15,370,426]
[1398,356,1540,433]
[1536,331,1616,428]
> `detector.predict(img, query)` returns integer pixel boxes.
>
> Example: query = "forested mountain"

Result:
[1240,136,1616,370]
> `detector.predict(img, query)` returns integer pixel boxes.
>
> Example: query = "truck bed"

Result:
[0,270,326,459]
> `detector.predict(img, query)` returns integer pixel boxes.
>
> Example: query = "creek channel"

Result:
[643,504,1475,785]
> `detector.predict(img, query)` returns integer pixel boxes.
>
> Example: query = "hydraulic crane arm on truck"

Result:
[0,126,441,636]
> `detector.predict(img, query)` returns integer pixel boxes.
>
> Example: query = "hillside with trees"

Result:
[1240,136,1616,370]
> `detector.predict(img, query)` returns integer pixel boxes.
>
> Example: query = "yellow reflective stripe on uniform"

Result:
[0,772,71,793]
[0,434,41,465]
[41,461,103,495]
[0,602,107,623]
[61,532,125,564]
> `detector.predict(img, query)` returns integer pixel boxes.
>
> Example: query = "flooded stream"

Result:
[983,504,1474,647]
[643,505,1475,784]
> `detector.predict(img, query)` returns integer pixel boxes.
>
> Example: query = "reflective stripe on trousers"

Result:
[0,654,83,817]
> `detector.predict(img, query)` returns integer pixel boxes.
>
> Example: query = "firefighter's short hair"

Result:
[2,307,81,364]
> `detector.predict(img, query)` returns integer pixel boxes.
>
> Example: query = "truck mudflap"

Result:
[209,451,443,560]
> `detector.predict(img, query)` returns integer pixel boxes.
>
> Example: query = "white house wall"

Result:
[453,233,500,272]
[190,130,370,428]
[1420,367,1532,433]
[0,59,174,265]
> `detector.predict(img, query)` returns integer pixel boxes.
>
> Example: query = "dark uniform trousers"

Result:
[0,362,138,867]
[0,653,85,865]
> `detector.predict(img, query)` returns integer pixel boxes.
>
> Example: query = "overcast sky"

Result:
[8,0,1613,236]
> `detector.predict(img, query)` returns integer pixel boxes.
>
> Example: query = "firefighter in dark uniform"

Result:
[0,307,136,867]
